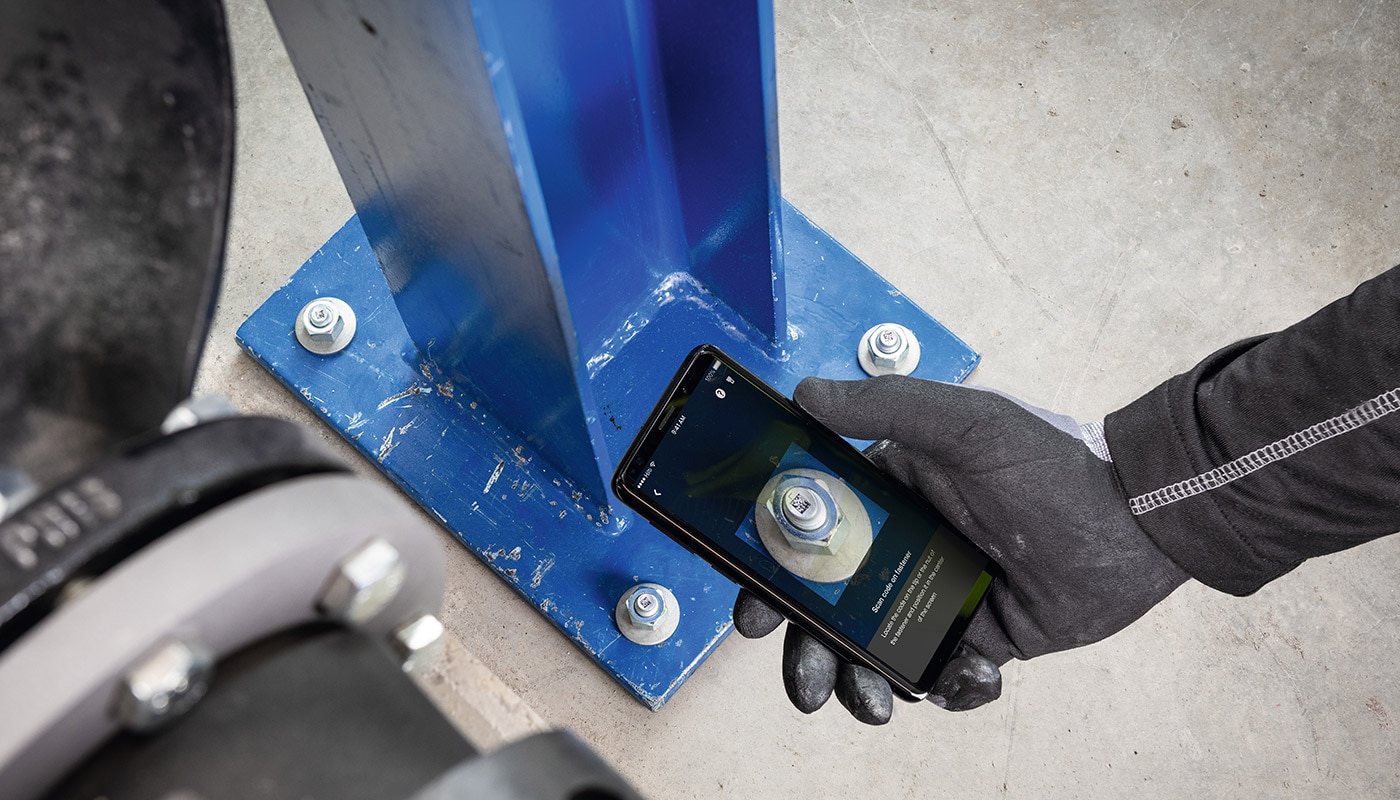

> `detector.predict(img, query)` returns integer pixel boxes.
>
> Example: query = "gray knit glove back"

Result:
[734,376,1188,723]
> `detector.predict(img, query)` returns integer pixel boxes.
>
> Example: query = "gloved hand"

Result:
[733,375,1189,723]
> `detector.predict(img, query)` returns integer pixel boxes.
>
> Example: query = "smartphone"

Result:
[612,344,996,701]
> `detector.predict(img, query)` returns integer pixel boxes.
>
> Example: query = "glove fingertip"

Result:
[792,377,844,416]
[782,626,838,714]
[732,588,784,639]
[931,646,1003,712]
[835,665,893,725]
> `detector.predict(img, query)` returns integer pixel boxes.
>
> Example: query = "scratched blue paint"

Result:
[237,202,977,709]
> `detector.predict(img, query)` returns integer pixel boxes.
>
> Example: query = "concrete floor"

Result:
[206,0,1400,796]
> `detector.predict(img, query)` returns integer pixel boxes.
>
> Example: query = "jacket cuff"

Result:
[1104,368,1295,597]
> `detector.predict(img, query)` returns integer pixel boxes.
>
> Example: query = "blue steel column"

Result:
[264,0,603,508]
[264,0,787,510]
[649,3,786,337]
[243,0,980,708]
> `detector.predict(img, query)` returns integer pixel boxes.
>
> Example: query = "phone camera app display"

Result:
[624,349,993,686]
[739,444,890,606]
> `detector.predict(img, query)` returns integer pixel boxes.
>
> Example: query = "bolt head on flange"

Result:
[295,297,357,355]
[317,538,406,625]
[112,639,213,732]
[615,583,680,645]
[857,322,921,377]
[391,613,446,673]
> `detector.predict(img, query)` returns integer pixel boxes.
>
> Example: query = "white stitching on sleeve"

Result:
[1130,387,1400,515]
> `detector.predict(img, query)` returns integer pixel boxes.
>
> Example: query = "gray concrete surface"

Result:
[206,0,1400,796]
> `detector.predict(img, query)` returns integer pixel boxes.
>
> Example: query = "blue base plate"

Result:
[237,200,977,709]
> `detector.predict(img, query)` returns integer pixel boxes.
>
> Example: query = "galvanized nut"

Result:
[295,297,357,355]
[615,583,680,645]
[870,326,908,368]
[857,322,921,377]
[625,586,665,630]
[317,538,406,625]
[391,613,445,673]
[112,639,214,732]
[769,474,846,556]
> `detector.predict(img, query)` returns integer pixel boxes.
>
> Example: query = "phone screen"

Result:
[618,348,993,692]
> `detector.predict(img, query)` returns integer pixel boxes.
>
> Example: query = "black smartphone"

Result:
[612,344,995,701]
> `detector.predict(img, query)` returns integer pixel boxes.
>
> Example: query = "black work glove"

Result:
[733,375,1189,723]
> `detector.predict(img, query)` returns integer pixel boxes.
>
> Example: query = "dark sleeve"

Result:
[1104,265,1400,596]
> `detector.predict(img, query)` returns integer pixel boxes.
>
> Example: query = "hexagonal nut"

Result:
[391,613,445,673]
[770,477,847,556]
[615,583,680,645]
[112,640,213,732]
[781,515,852,556]
[295,297,357,355]
[858,323,921,377]
[317,538,406,625]
[782,526,839,556]
[626,587,665,630]
[302,301,346,341]
[868,325,910,369]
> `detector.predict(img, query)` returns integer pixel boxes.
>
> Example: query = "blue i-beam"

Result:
[238,0,977,709]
